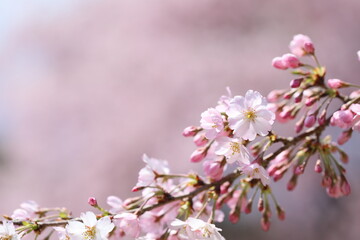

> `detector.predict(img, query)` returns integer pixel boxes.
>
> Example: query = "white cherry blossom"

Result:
[0,221,19,240]
[170,217,225,240]
[200,108,224,140]
[242,163,270,186]
[66,211,114,240]
[227,90,275,141]
[215,137,250,164]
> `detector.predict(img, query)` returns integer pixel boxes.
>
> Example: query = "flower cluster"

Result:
[1,34,359,239]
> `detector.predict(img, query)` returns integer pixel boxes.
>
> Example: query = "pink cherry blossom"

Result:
[214,137,250,164]
[106,196,124,214]
[350,104,360,131]
[216,87,232,112]
[289,34,314,56]
[200,108,224,140]
[114,212,141,238]
[227,90,275,141]
[241,163,270,186]
[170,218,225,240]
[135,154,170,188]
[11,200,39,221]
[330,110,354,129]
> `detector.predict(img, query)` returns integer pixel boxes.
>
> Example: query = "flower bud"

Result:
[258,197,264,212]
[190,148,207,162]
[304,114,316,128]
[295,116,305,133]
[314,160,322,173]
[220,182,231,194]
[340,179,351,196]
[229,206,240,223]
[272,57,288,70]
[322,176,332,188]
[294,165,304,175]
[287,175,297,191]
[337,129,352,145]
[318,109,326,125]
[88,197,98,207]
[244,201,252,214]
[282,54,300,68]
[260,216,271,231]
[338,150,349,164]
[276,206,285,221]
[327,79,349,89]
[293,91,303,103]
[290,78,303,88]
[304,42,315,54]
[267,89,285,102]
[305,97,317,107]
[182,126,199,137]
[193,134,208,147]
[203,160,223,180]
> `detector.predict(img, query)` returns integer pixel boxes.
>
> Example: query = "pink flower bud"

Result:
[340,179,351,196]
[220,182,231,194]
[88,197,98,207]
[327,79,349,89]
[322,176,332,187]
[131,186,144,192]
[305,97,317,107]
[272,57,288,70]
[261,217,271,231]
[304,42,315,54]
[273,170,285,181]
[244,201,252,214]
[295,117,305,133]
[229,208,240,223]
[267,90,285,102]
[193,134,208,147]
[203,160,223,180]
[294,165,304,175]
[290,78,303,88]
[339,150,349,164]
[282,54,300,68]
[190,148,206,162]
[287,176,297,191]
[318,109,326,125]
[314,160,322,173]
[304,114,316,128]
[182,126,199,137]
[294,91,303,103]
[257,198,264,212]
[337,130,352,145]
[276,206,285,221]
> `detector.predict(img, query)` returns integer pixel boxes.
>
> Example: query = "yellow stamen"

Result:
[230,142,241,155]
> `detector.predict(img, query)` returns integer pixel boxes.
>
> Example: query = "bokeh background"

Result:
[0,0,360,239]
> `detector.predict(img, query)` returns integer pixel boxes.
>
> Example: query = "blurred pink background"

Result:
[0,0,360,239]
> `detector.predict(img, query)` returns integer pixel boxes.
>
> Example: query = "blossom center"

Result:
[244,109,257,121]
[1,235,12,240]
[83,226,96,240]
[230,142,240,155]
